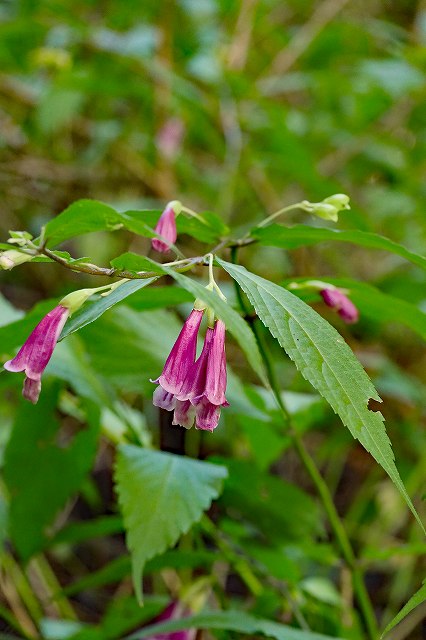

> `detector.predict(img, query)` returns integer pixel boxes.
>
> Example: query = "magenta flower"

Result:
[152,204,178,253]
[148,601,196,640]
[177,319,228,432]
[153,308,204,398]
[320,288,359,324]
[152,312,228,431]
[3,304,70,403]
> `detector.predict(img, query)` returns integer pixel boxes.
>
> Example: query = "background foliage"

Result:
[1,0,426,639]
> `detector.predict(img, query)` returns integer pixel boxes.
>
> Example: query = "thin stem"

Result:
[180,205,209,225]
[255,202,306,228]
[230,247,379,640]
[39,247,200,280]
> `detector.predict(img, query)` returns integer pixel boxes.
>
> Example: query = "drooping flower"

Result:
[152,308,204,402]
[152,312,228,432]
[176,319,228,432]
[320,287,359,324]
[3,304,70,403]
[152,201,182,253]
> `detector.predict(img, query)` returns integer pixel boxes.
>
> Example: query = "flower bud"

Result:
[0,249,34,270]
[301,193,350,222]
[323,193,351,211]
[60,288,98,315]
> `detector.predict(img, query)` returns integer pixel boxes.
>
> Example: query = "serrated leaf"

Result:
[158,266,268,385]
[115,445,227,604]
[381,580,426,638]
[3,385,100,560]
[218,259,424,533]
[126,609,340,640]
[60,278,158,340]
[252,224,426,272]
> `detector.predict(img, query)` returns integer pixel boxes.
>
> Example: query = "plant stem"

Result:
[39,247,200,280]
[230,247,379,640]
[255,201,305,228]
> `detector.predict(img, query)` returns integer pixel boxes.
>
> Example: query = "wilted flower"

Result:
[3,304,70,403]
[152,311,228,431]
[152,201,182,253]
[320,287,359,324]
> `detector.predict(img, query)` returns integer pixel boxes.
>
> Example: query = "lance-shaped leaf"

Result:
[381,579,426,637]
[218,259,424,533]
[252,224,426,272]
[115,445,227,604]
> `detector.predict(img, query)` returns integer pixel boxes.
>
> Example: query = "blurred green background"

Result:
[1,0,426,637]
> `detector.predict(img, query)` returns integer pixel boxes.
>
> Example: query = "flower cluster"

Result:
[152,307,228,432]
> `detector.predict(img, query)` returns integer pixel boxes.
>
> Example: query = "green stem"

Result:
[230,247,379,640]
[255,202,305,228]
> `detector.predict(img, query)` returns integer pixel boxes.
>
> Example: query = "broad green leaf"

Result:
[3,385,100,560]
[115,445,227,604]
[381,580,426,638]
[252,224,426,272]
[43,199,229,248]
[126,609,340,640]
[60,278,158,340]
[159,266,268,385]
[218,259,425,533]
[44,200,130,247]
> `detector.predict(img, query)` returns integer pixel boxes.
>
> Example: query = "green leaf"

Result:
[115,445,227,604]
[3,385,100,560]
[125,609,340,640]
[381,580,426,637]
[43,200,229,248]
[218,259,425,533]
[125,286,193,310]
[44,200,130,247]
[60,278,158,340]
[252,224,426,272]
[110,252,164,273]
[159,266,268,385]
[214,458,323,541]
[123,209,230,244]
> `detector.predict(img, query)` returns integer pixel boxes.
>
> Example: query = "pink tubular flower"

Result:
[320,288,359,324]
[152,313,228,431]
[177,319,228,432]
[3,304,70,403]
[152,308,204,399]
[152,202,179,253]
